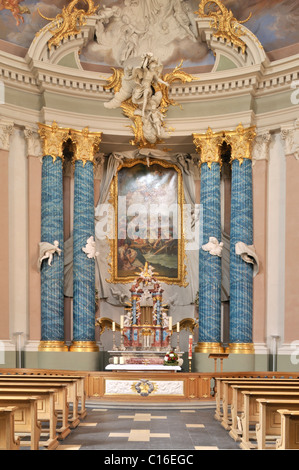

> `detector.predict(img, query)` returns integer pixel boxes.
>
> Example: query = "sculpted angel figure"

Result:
[38,240,62,270]
[104,53,168,115]
[124,310,133,327]
[82,236,99,259]
[131,53,169,117]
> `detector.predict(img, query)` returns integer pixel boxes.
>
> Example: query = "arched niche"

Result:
[26,13,267,72]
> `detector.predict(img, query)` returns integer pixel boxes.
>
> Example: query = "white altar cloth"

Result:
[105,364,181,371]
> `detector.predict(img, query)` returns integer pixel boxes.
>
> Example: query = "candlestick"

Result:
[188,335,193,359]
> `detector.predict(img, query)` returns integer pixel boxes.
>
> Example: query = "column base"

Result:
[195,342,225,354]
[69,341,99,352]
[38,341,69,352]
[227,343,255,354]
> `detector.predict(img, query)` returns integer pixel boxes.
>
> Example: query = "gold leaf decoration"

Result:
[38,0,98,50]
[196,0,252,54]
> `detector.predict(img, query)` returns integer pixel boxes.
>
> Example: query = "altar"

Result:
[105,263,184,371]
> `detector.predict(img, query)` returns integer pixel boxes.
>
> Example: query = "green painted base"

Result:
[0,350,296,373]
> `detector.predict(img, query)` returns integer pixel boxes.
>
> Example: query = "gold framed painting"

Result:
[107,159,187,286]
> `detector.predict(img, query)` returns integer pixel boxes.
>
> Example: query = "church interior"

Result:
[0,0,299,452]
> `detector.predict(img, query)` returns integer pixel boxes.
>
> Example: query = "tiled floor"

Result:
[52,402,241,451]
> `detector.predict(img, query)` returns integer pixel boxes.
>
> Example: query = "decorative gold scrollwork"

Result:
[38,0,98,50]
[195,0,252,54]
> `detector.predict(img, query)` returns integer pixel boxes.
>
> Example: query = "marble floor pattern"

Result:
[48,402,241,451]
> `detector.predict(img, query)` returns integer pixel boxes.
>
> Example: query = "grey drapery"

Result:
[64,150,200,307]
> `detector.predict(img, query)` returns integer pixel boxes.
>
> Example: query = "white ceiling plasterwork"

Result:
[0,1,298,153]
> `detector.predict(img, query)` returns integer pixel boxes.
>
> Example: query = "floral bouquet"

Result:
[163,350,178,366]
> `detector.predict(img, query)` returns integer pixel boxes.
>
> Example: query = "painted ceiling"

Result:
[0,0,299,69]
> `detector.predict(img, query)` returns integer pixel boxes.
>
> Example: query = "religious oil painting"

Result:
[108,159,186,286]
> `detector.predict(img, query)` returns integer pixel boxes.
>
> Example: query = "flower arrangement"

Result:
[163,350,178,366]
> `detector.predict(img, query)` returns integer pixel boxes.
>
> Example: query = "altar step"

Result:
[85,400,216,410]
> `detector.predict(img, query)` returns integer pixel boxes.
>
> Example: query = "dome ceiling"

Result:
[0,0,299,69]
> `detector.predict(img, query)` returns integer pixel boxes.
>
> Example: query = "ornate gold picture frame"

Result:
[107,159,187,286]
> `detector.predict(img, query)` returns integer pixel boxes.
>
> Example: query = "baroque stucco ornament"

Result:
[202,237,223,257]
[82,236,99,259]
[196,0,254,54]
[104,53,196,148]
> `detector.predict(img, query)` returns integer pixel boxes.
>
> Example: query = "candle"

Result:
[120,315,124,329]
[113,356,118,364]
[188,335,193,359]
[176,322,180,333]
[112,321,115,332]
[119,357,125,365]
[168,316,172,331]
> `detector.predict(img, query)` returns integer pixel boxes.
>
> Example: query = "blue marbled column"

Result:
[72,160,96,345]
[40,155,65,343]
[198,162,222,347]
[229,158,253,345]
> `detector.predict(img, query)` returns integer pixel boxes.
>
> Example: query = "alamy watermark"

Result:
[290,340,299,365]
[291,80,299,105]
[95,200,203,251]
[0,80,4,105]
[0,341,4,365]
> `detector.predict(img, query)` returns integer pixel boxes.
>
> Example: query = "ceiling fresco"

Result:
[0,0,298,69]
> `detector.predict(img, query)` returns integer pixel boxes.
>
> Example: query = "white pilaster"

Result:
[266,130,286,345]
[8,127,29,339]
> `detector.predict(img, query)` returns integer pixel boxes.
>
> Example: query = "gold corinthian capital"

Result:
[193,127,224,169]
[224,123,256,165]
[70,127,102,166]
[38,121,70,162]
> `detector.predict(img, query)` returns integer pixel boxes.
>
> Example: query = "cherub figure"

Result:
[82,236,99,259]
[38,240,62,270]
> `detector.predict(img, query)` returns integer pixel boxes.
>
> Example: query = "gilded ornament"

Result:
[132,380,157,397]
[70,127,102,166]
[193,127,224,169]
[38,121,69,162]
[224,124,256,165]
[104,56,196,149]
[107,159,188,287]
[38,0,97,50]
[195,0,252,54]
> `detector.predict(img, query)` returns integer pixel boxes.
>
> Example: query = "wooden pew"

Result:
[0,406,20,450]
[277,409,299,450]
[0,377,80,429]
[0,396,41,450]
[228,384,299,441]
[219,379,299,430]
[214,376,290,421]
[239,391,299,450]
[255,399,299,450]
[0,372,87,419]
[0,381,70,440]
[0,388,58,450]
